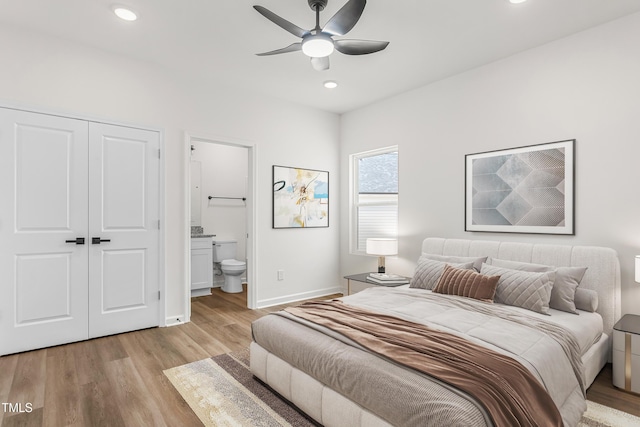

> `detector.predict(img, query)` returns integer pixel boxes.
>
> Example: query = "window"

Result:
[350,147,398,254]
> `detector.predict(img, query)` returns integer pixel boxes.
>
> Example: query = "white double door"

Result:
[0,108,160,355]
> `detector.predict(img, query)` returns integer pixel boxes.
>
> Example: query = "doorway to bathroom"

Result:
[185,133,256,314]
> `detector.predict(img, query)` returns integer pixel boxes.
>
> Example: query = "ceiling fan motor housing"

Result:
[308,0,328,12]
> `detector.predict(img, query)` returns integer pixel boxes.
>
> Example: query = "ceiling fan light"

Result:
[302,34,334,58]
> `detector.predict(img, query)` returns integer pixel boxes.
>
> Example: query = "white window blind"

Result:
[350,148,398,253]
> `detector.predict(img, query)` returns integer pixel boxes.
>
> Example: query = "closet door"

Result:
[87,123,160,338]
[0,108,89,355]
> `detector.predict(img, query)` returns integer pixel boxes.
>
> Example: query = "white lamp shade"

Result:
[636,255,640,283]
[366,238,398,256]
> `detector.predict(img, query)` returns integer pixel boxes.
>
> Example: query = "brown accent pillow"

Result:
[433,265,500,303]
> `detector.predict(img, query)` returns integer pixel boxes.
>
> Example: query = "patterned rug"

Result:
[164,349,640,427]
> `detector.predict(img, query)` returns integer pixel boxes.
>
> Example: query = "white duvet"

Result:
[339,286,589,426]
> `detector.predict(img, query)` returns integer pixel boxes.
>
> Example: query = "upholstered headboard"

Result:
[421,238,622,337]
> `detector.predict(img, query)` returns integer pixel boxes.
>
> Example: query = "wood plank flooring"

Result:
[1,287,639,426]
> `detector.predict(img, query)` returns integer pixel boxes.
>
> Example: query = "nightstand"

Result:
[344,273,410,296]
[613,314,640,394]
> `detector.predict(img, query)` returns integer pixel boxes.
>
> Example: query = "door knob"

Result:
[65,237,85,245]
[91,237,111,244]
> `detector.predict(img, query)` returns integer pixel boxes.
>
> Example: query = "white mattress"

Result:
[496,300,603,356]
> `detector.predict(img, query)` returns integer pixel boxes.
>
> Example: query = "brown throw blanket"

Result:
[285,300,563,427]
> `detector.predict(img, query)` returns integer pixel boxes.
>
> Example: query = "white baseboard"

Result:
[166,287,343,325]
[191,288,212,297]
[256,286,344,309]
[165,315,187,327]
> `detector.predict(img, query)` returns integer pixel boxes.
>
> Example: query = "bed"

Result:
[250,237,621,426]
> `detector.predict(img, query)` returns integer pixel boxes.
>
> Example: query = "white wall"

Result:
[0,24,341,320]
[340,12,640,316]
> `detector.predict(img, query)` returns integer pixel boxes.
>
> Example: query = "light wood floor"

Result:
[1,287,639,426]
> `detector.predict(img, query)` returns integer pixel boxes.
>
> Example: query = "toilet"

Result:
[212,239,246,293]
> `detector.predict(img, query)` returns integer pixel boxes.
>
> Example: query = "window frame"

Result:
[349,146,399,255]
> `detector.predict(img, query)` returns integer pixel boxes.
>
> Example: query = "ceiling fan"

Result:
[253,0,389,71]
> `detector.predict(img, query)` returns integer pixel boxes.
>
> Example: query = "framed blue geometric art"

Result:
[465,140,575,235]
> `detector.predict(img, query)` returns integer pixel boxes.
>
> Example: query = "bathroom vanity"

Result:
[190,235,214,297]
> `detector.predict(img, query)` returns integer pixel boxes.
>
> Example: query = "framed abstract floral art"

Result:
[272,165,329,228]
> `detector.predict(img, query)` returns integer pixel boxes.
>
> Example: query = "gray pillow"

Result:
[488,258,587,314]
[574,288,599,312]
[422,254,488,272]
[410,257,474,290]
[550,267,587,314]
[480,263,555,315]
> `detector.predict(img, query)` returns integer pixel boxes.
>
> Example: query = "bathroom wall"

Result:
[191,141,248,268]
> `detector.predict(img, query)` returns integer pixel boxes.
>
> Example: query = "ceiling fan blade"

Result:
[334,39,389,55]
[253,5,310,39]
[322,0,366,36]
[311,56,330,71]
[256,43,302,56]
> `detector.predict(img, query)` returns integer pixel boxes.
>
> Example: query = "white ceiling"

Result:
[2,0,640,114]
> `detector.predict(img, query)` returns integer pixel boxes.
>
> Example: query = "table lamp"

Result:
[366,238,397,273]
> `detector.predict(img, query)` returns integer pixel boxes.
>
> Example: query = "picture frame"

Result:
[465,139,575,235]
[272,165,329,228]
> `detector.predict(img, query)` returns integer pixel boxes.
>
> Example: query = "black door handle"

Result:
[65,237,85,245]
[92,237,111,244]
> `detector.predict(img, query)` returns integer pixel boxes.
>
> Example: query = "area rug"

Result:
[164,349,640,427]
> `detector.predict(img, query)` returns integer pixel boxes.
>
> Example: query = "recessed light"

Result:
[508,0,527,3]
[113,6,138,21]
[324,80,338,89]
